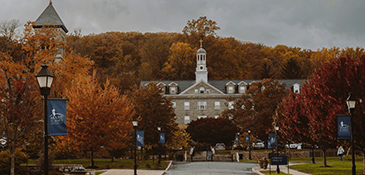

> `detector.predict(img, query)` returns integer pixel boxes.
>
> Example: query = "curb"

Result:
[252,166,265,175]
[163,160,173,174]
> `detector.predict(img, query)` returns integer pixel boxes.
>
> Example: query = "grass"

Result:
[27,158,169,170]
[95,171,106,175]
[289,156,364,175]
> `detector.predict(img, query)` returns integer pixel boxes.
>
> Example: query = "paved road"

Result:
[164,162,258,175]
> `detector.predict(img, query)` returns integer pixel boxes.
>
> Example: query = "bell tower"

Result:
[195,39,208,83]
[33,0,68,63]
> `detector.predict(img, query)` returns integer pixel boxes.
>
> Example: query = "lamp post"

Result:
[274,124,280,174]
[346,93,356,175]
[248,130,251,160]
[35,64,54,175]
[132,115,138,175]
[157,126,161,166]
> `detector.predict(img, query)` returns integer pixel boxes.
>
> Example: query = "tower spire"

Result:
[199,39,203,48]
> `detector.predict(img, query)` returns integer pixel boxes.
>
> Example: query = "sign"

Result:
[338,115,351,140]
[267,140,272,149]
[270,134,277,146]
[159,133,165,143]
[48,99,67,136]
[245,135,250,142]
[271,156,288,165]
[136,131,144,147]
[235,136,239,143]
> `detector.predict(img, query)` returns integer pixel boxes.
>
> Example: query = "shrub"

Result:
[0,149,29,175]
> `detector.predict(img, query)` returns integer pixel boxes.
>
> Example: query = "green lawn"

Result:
[289,156,364,175]
[27,159,169,170]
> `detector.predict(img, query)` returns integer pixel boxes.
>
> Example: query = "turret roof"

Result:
[33,1,68,33]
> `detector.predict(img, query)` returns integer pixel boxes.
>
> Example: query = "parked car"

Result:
[285,143,302,149]
[252,140,265,149]
[215,143,226,151]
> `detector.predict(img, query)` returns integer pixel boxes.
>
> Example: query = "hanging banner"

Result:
[159,133,165,143]
[245,135,250,143]
[270,134,277,146]
[48,99,67,136]
[136,131,144,147]
[267,140,272,149]
[338,115,351,140]
[235,136,239,143]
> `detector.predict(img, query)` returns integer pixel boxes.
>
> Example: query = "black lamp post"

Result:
[274,124,280,174]
[346,93,356,175]
[248,130,251,160]
[132,115,138,175]
[35,64,54,175]
[157,126,161,166]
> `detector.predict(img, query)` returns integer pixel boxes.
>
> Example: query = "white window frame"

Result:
[184,116,190,124]
[293,83,300,93]
[206,89,210,94]
[200,87,205,93]
[239,86,246,94]
[197,116,207,119]
[172,102,176,108]
[228,101,234,109]
[228,86,234,94]
[170,87,176,94]
[198,101,207,110]
[215,101,220,110]
[195,89,198,94]
[184,102,190,110]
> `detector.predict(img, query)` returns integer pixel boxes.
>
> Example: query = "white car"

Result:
[252,140,265,149]
[215,143,226,151]
[286,143,302,149]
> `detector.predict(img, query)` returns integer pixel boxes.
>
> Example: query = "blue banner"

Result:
[338,115,351,140]
[270,134,277,146]
[245,135,250,142]
[136,131,144,147]
[267,140,272,149]
[48,99,67,136]
[159,133,165,143]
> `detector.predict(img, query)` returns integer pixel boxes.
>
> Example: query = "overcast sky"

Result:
[2,0,365,51]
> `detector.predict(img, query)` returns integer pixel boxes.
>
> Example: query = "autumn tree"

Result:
[280,58,303,79]
[56,71,134,168]
[127,82,177,152]
[182,16,221,39]
[186,117,239,147]
[222,79,286,140]
[167,124,191,151]
[161,42,195,80]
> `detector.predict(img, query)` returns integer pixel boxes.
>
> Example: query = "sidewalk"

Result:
[98,169,165,175]
[252,163,311,175]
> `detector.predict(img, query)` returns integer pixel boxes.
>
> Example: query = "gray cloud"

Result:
[1,0,365,50]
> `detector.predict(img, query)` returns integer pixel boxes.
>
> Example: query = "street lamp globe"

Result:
[346,93,356,111]
[274,125,279,131]
[35,64,54,95]
[132,115,138,127]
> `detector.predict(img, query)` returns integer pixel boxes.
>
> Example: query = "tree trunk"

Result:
[11,145,15,175]
[90,150,94,167]
[322,148,328,167]
[311,147,315,164]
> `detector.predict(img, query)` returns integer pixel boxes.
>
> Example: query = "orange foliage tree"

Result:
[57,71,134,167]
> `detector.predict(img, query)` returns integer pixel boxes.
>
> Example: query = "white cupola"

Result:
[195,39,208,83]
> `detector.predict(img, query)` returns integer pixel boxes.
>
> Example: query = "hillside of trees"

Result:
[65,17,365,93]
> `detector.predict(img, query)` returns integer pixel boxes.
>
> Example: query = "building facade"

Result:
[140,42,304,125]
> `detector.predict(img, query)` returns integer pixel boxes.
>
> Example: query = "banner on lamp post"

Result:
[270,134,277,146]
[136,131,144,147]
[48,99,67,136]
[338,115,351,140]
[245,135,250,143]
[159,133,165,143]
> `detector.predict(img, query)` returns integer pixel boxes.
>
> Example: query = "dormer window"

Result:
[228,86,234,94]
[239,86,246,94]
[170,87,176,94]
[195,89,198,94]
[206,89,210,94]
[293,83,300,93]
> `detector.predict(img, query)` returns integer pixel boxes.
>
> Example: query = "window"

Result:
[215,102,220,110]
[200,87,205,93]
[198,102,207,110]
[172,102,176,108]
[228,86,234,94]
[228,101,234,109]
[184,116,190,124]
[240,86,246,94]
[170,87,176,94]
[293,83,300,93]
[195,89,198,94]
[215,115,219,119]
[206,89,210,94]
[184,102,190,110]
[198,116,207,119]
